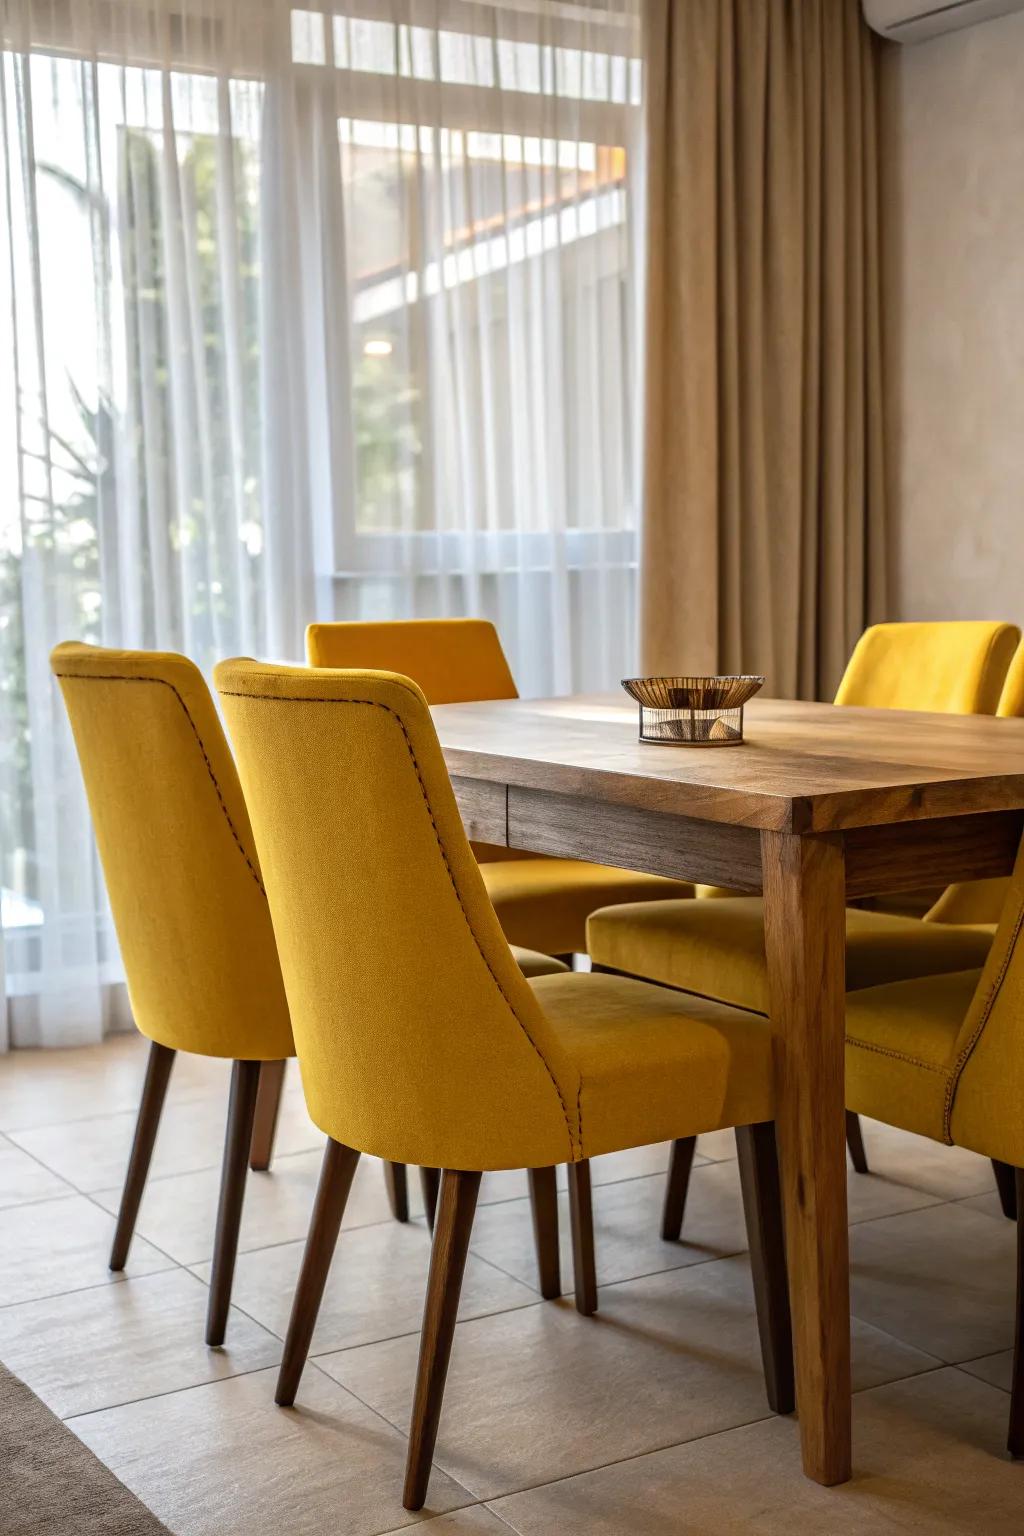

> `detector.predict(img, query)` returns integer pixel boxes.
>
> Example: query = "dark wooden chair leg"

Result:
[527,1166,561,1299]
[1010,1169,1024,1457]
[384,1162,410,1222]
[109,1041,176,1271]
[993,1159,1018,1222]
[276,1138,361,1407]
[661,1136,697,1241]
[420,1166,441,1232]
[845,1111,870,1175]
[205,1059,262,1347]
[567,1159,597,1316]
[736,1121,795,1415]
[249,1059,287,1172]
[403,1169,482,1511]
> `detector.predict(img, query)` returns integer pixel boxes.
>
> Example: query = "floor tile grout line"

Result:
[302,1357,431,1458]
[0,1264,183,1315]
[0,1189,81,1216]
[434,1409,783,1509]
[308,1292,556,1361]
[478,1363,961,1515]
[0,1253,198,1314]
[0,1151,689,1220]
[296,1355,485,1511]
[949,1191,1013,1214]
[952,1361,1012,1395]
[180,1210,442,1269]
[307,1271,955,1381]
[367,1498,491,1536]
[62,1353,288,1425]
[0,1088,237,1140]
[0,1135,81,1198]
[78,1186,191,1274]
[476,1505,522,1536]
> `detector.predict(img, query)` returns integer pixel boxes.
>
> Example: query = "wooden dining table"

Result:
[431,690,1024,1487]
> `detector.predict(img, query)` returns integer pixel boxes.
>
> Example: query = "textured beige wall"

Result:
[888,11,1024,629]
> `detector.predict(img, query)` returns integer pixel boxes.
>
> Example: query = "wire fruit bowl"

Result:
[621,675,765,746]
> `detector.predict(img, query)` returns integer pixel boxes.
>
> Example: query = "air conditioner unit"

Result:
[863,0,1024,42]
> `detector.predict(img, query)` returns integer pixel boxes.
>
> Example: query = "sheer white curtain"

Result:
[0,0,645,1046]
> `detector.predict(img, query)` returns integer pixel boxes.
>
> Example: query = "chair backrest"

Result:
[948,820,1024,1166]
[925,637,1024,926]
[307,618,525,863]
[306,619,518,704]
[997,638,1024,719]
[51,643,292,1061]
[833,621,1019,714]
[214,658,580,1171]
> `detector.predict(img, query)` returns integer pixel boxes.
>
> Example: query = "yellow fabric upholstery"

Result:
[996,638,1024,719]
[832,620,1019,714]
[923,640,1024,927]
[306,618,693,935]
[843,822,1024,1161]
[482,859,690,957]
[588,897,994,1015]
[845,971,980,1142]
[529,972,773,1158]
[51,644,566,1071]
[947,833,1024,1167]
[215,659,774,1171]
[50,643,294,1062]
[510,947,571,979]
[925,878,1010,927]
[307,618,519,705]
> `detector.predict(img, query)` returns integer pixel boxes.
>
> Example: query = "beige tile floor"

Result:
[1,1033,1021,1535]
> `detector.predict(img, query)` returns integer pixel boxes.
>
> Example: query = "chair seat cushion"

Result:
[510,947,571,978]
[529,971,774,1159]
[587,896,994,1015]
[844,970,981,1141]
[481,858,694,956]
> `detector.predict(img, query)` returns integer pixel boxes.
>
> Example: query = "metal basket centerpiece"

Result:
[621,675,765,747]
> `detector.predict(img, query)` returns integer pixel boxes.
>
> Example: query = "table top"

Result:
[432,693,1024,833]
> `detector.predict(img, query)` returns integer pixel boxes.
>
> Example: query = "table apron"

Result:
[450,778,1023,899]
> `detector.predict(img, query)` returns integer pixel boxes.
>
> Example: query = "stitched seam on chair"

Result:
[845,1034,950,1075]
[219,689,578,1159]
[54,672,266,896]
[943,898,1024,1138]
[576,1077,584,1161]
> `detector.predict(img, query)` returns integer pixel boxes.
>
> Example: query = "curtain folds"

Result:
[641,0,887,699]
[1,0,644,1045]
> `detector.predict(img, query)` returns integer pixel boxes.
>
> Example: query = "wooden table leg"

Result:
[761,829,851,1485]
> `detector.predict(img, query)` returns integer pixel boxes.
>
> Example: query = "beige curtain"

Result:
[641,0,888,699]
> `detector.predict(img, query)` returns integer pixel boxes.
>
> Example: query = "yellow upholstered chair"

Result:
[51,642,295,1347]
[832,620,1018,714]
[587,620,1020,1233]
[927,638,1024,929]
[52,642,568,1333]
[306,619,695,956]
[215,658,791,1511]
[844,824,1024,1455]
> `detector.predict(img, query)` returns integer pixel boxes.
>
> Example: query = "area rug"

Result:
[0,1361,173,1535]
